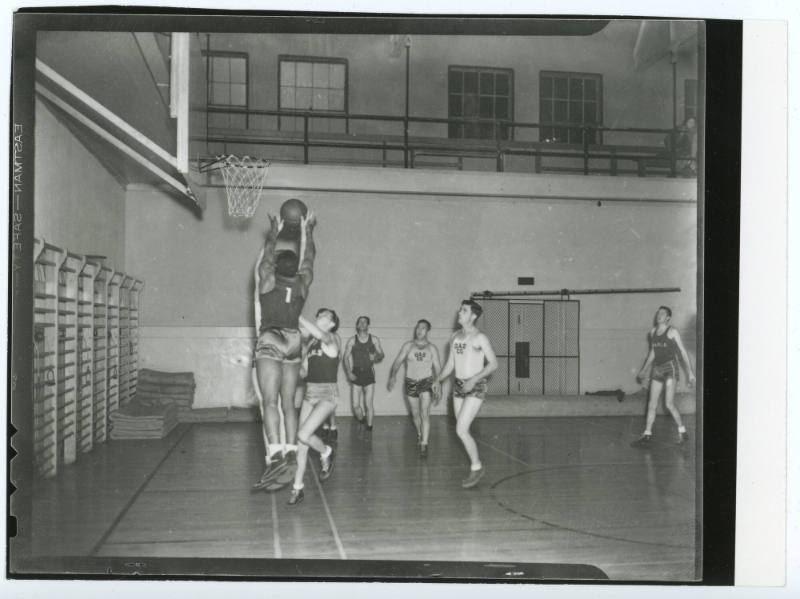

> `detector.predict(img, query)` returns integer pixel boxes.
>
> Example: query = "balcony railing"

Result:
[195,106,697,178]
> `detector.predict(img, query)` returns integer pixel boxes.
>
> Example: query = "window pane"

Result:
[541,75,552,98]
[230,58,246,83]
[479,122,494,139]
[449,122,462,139]
[584,78,596,100]
[212,57,230,82]
[280,87,295,109]
[329,89,344,111]
[541,99,552,122]
[495,97,509,119]
[569,77,583,100]
[554,100,567,122]
[313,63,329,87]
[554,126,567,143]
[584,102,597,124]
[480,72,494,94]
[280,62,295,87]
[496,73,510,95]
[449,93,462,117]
[463,93,479,118]
[312,88,329,110]
[330,64,345,89]
[465,121,479,139]
[296,62,312,87]
[230,83,246,106]
[553,77,567,98]
[569,100,583,122]
[211,82,229,105]
[449,69,463,93]
[479,96,493,118]
[464,71,478,93]
[295,87,312,109]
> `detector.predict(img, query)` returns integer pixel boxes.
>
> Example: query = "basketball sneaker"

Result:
[630,434,653,448]
[419,444,428,459]
[287,488,304,506]
[251,454,288,490]
[318,445,335,482]
[677,430,690,445]
[461,467,484,488]
[328,428,338,442]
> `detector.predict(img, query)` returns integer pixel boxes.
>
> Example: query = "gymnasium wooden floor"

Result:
[27,414,698,581]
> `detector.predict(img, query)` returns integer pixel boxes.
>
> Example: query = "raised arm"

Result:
[669,328,696,387]
[387,341,413,391]
[298,314,336,349]
[258,215,282,294]
[297,212,316,297]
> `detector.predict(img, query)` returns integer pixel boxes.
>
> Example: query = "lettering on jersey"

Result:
[454,341,467,354]
[414,351,426,362]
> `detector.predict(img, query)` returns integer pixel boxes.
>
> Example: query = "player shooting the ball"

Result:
[251,201,317,492]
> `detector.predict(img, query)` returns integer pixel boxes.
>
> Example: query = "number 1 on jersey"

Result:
[285,287,292,303]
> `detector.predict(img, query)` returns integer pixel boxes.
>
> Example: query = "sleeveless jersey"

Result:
[651,326,678,366]
[306,338,339,383]
[351,334,376,371]
[405,343,434,380]
[452,332,485,379]
[259,276,305,331]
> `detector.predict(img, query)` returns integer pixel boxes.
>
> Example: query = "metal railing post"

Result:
[582,126,589,175]
[669,128,677,178]
[403,116,409,168]
[303,112,309,164]
[495,121,503,172]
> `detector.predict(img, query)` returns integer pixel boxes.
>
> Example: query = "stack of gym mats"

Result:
[109,400,178,440]
[134,368,198,422]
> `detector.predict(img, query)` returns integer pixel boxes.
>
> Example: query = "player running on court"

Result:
[387,319,442,457]
[251,211,316,492]
[631,305,696,448]
[437,299,498,488]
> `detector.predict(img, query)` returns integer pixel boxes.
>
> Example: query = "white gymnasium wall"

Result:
[34,99,127,269]
[125,164,697,415]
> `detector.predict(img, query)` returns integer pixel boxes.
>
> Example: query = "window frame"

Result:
[277,54,349,133]
[447,64,515,142]
[201,50,250,129]
[538,70,603,146]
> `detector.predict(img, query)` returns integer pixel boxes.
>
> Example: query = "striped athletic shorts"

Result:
[651,360,679,383]
[404,376,433,398]
[454,377,488,400]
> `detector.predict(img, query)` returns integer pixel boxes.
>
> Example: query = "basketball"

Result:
[280,198,308,228]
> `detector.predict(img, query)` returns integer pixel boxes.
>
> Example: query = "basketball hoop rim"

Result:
[196,154,271,174]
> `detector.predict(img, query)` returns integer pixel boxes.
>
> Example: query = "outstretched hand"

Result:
[301,210,316,233]
[265,214,284,240]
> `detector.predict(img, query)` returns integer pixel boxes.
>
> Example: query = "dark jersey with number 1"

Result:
[259,276,305,331]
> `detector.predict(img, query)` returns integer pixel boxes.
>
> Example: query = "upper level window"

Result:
[448,66,513,141]
[279,56,347,133]
[203,51,248,129]
[684,79,698,121]
[539,71,602,145]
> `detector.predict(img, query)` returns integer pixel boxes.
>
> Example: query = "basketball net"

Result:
[218,155,271,218]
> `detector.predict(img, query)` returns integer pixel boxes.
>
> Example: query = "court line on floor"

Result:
[271,493,282,558]
[310,461,348,560]
[89,424,193,557]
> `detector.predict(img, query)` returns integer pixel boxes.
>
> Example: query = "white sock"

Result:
[268,444,283,459]
[284,444,298,453]
[470,463,482,471]
[320,445,332,459]
[293,483,304,491]
[643,430,652,436]
[678,426,686,433]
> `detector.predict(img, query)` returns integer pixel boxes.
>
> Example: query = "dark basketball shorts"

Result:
[255,327,302,363]
[404,376,434,398]
[651,360,679,383]
[454,377,488,400]
[304,382,339,407]
[352,366,375,387]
